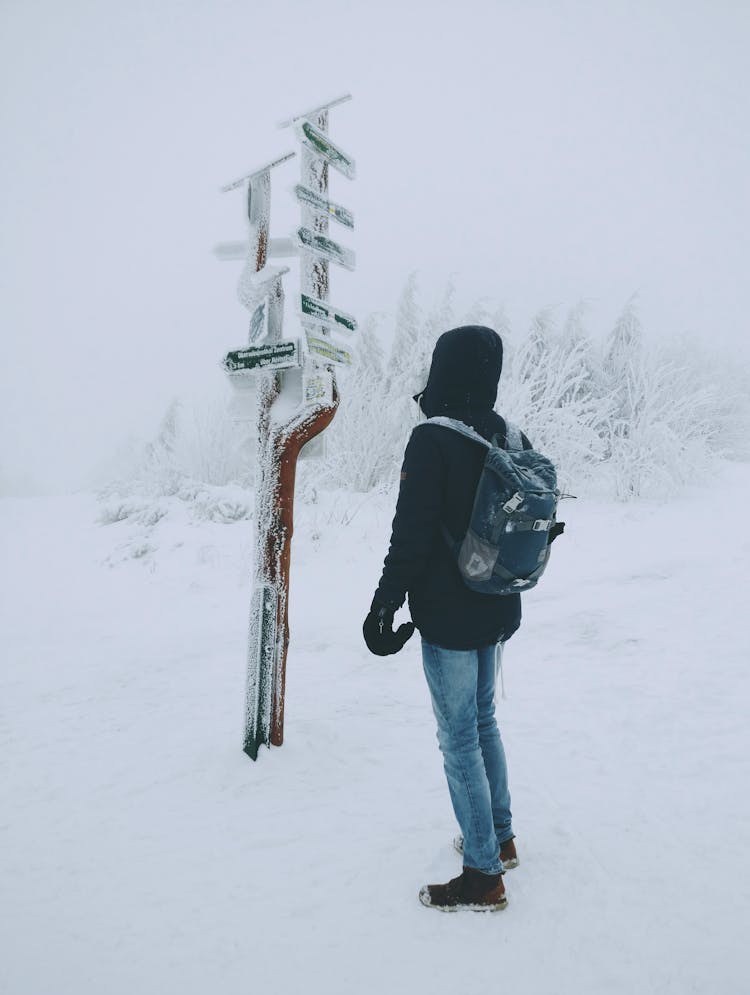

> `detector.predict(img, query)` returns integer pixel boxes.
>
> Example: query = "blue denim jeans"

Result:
[421,638,513,875]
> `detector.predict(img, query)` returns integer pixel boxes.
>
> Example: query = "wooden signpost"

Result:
[217,94,355,759]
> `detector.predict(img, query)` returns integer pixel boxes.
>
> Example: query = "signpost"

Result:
[217,94,355,760]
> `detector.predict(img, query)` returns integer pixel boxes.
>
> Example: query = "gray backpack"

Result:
[427,417,560,595]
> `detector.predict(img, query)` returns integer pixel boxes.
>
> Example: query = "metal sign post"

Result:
[217,94,355,760]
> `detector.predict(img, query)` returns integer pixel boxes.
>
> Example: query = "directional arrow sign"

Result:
[296,227,355,271]
[220,152,295,193]
[300,294,357,333]
[295,120,356,179]
[306,333,353,367]
[294,185,354,229]
[223,339,301,375]
[214,239,297,262]
[236,265,290,343]
[277,93,352,128]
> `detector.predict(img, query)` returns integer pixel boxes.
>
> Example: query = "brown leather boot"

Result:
[419,866,508,912]
[452,834,519,869]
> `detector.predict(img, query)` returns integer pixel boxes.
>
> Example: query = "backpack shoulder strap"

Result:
[425,416,492,450]
[504,420,524,452]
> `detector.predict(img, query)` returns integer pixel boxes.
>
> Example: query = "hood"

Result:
[414,325,503,418]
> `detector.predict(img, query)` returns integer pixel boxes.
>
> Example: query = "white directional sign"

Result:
[294,185,354,229]
[305,333,353,367]
[220,152,296,193]
[277,93,352,128]
[303,368,334,405]
[214,239,296,261]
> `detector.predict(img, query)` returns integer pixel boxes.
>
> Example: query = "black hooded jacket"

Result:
[374,326,531,650]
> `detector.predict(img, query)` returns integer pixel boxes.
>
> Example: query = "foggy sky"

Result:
[1,0,748,492]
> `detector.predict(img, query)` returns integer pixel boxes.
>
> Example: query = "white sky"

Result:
[1,0,748,491]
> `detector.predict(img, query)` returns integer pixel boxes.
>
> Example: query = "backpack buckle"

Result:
[532,519,551,531]
[503,492,524,513]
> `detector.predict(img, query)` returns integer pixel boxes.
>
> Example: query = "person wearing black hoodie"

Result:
[363,325,529,912]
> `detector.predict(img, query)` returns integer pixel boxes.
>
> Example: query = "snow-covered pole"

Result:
[221,155,297,759]
[265,96,355,750]
[218,95,355,760]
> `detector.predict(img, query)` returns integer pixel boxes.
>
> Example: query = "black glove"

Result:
[363,600,415,657]
[548,521,565,545]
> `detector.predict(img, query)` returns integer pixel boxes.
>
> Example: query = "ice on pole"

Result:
[244,584,277,759]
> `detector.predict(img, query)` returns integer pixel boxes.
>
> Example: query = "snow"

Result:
[2,466,748,995]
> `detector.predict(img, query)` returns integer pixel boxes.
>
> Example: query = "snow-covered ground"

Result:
[2,466,748,995]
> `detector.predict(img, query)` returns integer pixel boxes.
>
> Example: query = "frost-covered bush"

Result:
[103,276,750,506]
[100,391,252,500]
[499,305,612,495]
[98,500,169,527]
[98,389,255,523]
[316,274,464,493]
[308,313,396,494]
[597,302,748,499]
[317,283,748,500]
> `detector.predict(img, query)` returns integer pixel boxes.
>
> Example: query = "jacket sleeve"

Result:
[373,426,445,611]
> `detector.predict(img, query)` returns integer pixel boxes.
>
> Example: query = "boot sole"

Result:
[452,835,519,869]
[418,887,508,912]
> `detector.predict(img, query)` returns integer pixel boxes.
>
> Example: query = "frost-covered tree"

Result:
[500,307,612,494]
[315,313,396,493]
[103,276,750,508]
[102,391,250,500]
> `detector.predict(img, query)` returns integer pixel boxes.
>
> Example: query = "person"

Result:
[362,324,531,913]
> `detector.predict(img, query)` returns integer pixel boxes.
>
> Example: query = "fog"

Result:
[1,0,748,493]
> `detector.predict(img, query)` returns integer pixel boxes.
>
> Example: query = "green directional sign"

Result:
[306,333,352,367]
[300,294,357,333]
[296,227,355,271]
[296,121,356,179]
[223,339,300,374]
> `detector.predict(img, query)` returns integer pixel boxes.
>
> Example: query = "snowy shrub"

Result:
[320,284,749,500]
[98,500,169,527]
[100,390,253,508]
[598,302,735,499]
[188,484,252,523]
[103,276,750,508]
[308,312,396,493]
[316,274,460,494]
[499,305,613,495]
